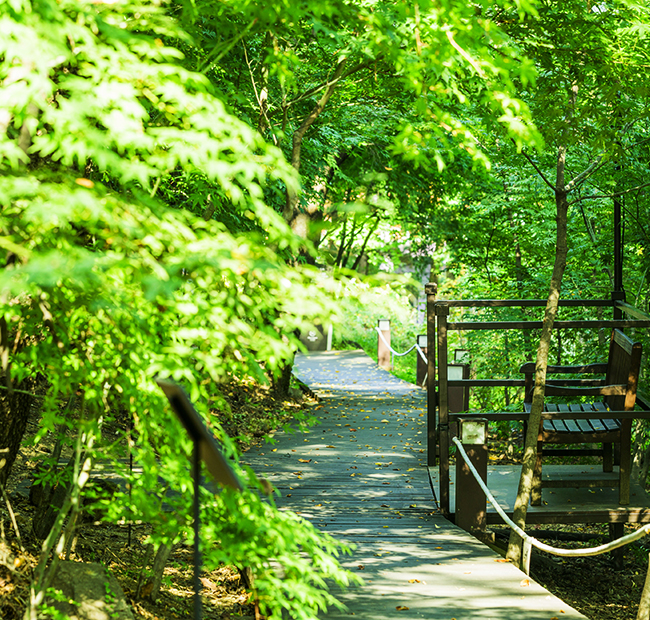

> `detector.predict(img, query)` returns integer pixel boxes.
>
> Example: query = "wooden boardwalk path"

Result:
[242,350,587,619]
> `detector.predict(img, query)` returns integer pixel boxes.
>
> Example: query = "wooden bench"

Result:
[521,329,642,506]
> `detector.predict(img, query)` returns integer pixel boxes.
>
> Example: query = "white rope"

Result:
[415,343,428,364]
[452,437,650,557]
[375,327,427,362]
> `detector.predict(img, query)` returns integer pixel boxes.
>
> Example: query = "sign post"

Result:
[157,379,242,620]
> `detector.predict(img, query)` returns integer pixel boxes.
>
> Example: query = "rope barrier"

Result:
[375,327,428,363]
[452,437,650,557]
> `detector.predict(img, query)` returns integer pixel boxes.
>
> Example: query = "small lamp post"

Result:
[455,417,488,536]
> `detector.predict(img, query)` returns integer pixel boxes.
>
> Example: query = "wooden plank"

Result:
[435,464,650,525]
[543,478,620,489]
[435,299,613,308]
[616,301,650,321]
[447,319,650,331]
[447,379,527,387]
[449,412,528,422]
[520,362,608,374]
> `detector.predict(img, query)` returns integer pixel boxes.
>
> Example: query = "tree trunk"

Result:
[638,555,650,620]
[506,83,578,566]
[271,350,296,399]
[0,317,36,488]
[505,184,568,565]
[283,60,347,237]
[0,379,33,487]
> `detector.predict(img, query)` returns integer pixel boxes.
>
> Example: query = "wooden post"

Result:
[425,283,437,467]
[436,303,450,516]
[416,334,428,387]
[455,418,488,534]
[377,319,391,370]
[612,289,626,321]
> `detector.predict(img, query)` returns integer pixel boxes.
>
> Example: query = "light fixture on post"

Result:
[454,349,470,365]
[458,417,488,445]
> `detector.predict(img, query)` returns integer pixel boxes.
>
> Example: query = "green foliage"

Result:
[0,0,359,617]
[335,277,422,384]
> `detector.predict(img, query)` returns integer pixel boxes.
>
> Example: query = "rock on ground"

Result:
[47,561,134,620]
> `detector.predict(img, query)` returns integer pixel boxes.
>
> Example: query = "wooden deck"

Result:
[432,463,650,525]
[241,351,588,619]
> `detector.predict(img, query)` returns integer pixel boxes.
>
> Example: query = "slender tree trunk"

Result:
[0,316,36,488]
[506,83,577,566]
[638,555,650,620]
[283,60,347,237]
[506,182,569,565]
[351,217,380,271]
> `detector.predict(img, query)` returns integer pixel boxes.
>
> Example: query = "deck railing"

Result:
[424,288,650,517]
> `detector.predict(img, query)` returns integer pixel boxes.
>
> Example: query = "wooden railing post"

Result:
[436,302,450,516]
[377,319,391,370]
[416,334,428,387]
[425,283,437,467]
[612,290,626,321]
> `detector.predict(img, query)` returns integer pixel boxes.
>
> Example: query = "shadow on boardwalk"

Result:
[242,350,587,620]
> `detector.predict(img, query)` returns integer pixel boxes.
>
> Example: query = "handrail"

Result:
[434,299,614,308]
[446,319,650,331]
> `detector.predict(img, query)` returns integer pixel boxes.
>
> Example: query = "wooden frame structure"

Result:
[425,289,650,525]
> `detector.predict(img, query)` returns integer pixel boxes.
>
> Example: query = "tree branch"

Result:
[285,58,376,110]
[563,153,606,192]
[568,181,650,206]
[519,149,556,191]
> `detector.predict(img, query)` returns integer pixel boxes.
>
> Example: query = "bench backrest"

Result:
[605,329,643,412]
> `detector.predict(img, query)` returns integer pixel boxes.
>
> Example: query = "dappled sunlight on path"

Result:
[242,350,587,619]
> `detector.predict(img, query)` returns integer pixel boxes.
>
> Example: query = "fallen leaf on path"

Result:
[494,559,511,563]
[396,606,409,611]
[298,459,311,463]
[358,565,365,570]
[520,579,530,587]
